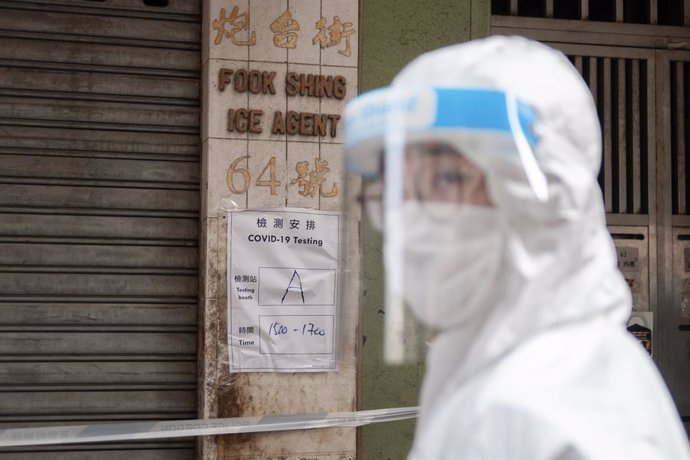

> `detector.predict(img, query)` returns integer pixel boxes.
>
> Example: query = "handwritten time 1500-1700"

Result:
[268,321,327,337]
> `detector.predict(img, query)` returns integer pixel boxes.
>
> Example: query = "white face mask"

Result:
[400,202,504,329]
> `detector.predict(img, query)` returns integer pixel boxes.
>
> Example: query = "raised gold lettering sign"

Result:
[212,6,256,46]
[218,69,276,94]
[227,155,251,194]
[226,156,339,198]
[255,157,281,195]
[218,70,347,138]
[291,159,338,198]
[270,111,340,137]
[227,109,264,134]
[312,16,355,57]
[285,73,346,99]
[270,11,300,49]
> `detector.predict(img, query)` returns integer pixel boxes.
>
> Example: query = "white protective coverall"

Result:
[393,37,690,459]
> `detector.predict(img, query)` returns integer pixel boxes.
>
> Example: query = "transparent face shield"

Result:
[361,143,493,229]
[345,86,544,365]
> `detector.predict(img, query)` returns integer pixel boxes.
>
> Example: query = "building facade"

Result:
[0,0,689,459]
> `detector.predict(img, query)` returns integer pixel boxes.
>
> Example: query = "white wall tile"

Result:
[208,59,251,140]
[286,141,320,209]
[208,0,251,61]
[287,0,322,65]
[206,138,249,216]
[319,0,358,67]
[318,142,345,211]
[247,61,288,142]
[247,140,288,208]
[249,0,289,63]
[319,65,356,145]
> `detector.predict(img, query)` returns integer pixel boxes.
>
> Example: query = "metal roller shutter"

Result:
[0,0,201,458]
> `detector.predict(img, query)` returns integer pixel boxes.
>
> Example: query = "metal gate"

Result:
[492,0,690,429]
[659,49,690,423]
[0,0,201,458]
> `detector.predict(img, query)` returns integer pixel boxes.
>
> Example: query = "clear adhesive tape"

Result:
[0,406,419,447]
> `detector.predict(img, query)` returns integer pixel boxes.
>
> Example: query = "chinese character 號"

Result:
[306,220,316,230]
[274,218,284,229]
[270,10,300,49]
[312,16,355,57]
[290,159,338,198]
[289,219,300,229]
[212,6,257,46]
[257,217,267,228]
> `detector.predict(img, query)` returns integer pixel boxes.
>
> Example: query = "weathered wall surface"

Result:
[200,0,360,458]
[358,1,489,458]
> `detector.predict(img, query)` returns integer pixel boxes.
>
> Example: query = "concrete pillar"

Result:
[200,0,361,458]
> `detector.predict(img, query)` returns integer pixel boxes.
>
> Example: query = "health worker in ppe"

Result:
[344,36,690,459]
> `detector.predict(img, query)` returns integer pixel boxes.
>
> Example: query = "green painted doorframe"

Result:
[358,1,490,458]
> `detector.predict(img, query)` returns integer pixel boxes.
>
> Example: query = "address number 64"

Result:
[226,155,280,195]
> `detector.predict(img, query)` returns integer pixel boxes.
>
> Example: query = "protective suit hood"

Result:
[387,36,690,460]
[392,36,630,380]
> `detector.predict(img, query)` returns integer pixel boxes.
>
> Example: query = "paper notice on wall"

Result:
[627,312,653,356]
[227,209,341,372]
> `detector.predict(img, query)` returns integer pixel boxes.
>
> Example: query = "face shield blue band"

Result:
[344,86,547,201]
[432,89,537,143]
